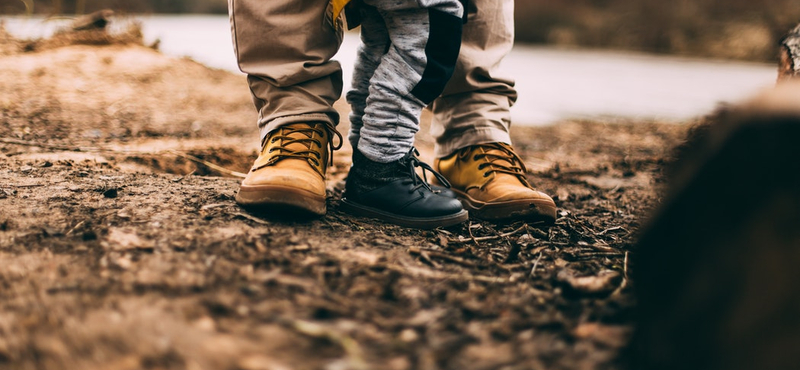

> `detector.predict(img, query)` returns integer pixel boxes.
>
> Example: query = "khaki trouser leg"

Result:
[229,0,344,143]
[429,0,517,158]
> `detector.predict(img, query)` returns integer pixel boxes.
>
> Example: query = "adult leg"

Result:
[229,0,343,141]
[429,0,516,157]
[430,0,557,222]
[230,0,344,215]
[341,0,469,229]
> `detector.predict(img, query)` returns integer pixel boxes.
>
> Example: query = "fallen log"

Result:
[630,81,800,370]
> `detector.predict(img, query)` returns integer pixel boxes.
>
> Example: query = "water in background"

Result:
[1,15,778,125]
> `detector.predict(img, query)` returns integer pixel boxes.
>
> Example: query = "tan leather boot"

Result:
[236,122,342,216]
[435,143,557,222]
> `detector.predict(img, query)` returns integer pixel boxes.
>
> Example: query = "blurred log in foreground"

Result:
[778,24,800,81]
[630,81,800,370]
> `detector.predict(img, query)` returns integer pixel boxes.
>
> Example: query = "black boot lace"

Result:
[403,148,452,194]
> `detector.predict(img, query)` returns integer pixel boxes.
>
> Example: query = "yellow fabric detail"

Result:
[330,0,351,23]
[325,0,353,31]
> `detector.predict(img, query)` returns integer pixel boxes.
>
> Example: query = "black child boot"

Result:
[341,148,468,229]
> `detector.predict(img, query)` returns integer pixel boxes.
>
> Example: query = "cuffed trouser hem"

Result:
[230,0,343,144]
[433,127,512,158]
[259,113,337,143]
[430,91,513,158]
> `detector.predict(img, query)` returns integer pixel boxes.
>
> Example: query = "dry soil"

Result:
[0,25,690,370]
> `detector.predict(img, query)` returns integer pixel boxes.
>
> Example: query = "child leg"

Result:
[341,0,467,229]
[345,4,389,150]
[352,0,464,163]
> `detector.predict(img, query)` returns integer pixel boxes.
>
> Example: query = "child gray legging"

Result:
[346,0,464,163]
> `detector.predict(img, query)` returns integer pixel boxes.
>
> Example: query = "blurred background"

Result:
[3,0,800,61]
[0,0,792,124]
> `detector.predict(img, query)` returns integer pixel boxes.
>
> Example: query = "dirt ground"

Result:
[0,25,690,370]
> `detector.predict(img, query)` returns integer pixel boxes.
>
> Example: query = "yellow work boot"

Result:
[435,143,557,223]
[235,122,342,216]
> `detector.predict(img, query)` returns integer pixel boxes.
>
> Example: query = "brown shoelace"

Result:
[467,143,532,188]
[403,148,452,193]
[258,122,343,170]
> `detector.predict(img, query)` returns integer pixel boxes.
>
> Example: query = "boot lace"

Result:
[469,143,532,188]
[259,122,343,169]
[403,148,452,194]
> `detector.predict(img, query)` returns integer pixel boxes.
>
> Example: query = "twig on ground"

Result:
[530,252,543,277]
[529,245,550,256]
[621,251,629,288]
[166,150,247,178]
[467,222,480,245]
[568,252,625,261]
[586,243,619,253]
[612,251,631,297]
[387,263,510,284]
[409,247,477,268]
[5,184,46,188]
[172,170,197,183]
[452,224,531,244]
[527,226,550,240]
[596,226,628,236]
[200,203,229,211]
[65,220,86,236]
[232,212,272,226]
[281,318,367,370]
[417,250,442,269]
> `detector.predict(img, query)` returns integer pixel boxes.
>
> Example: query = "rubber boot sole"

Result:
[340,198,469,229]
[236,184,326,216]
[457,191,557,223]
